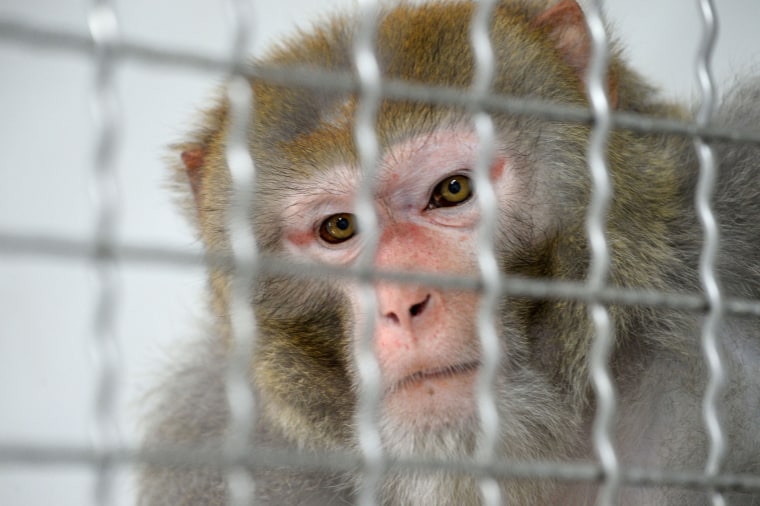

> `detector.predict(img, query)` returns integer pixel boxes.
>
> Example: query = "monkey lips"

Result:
[382,359,482,428]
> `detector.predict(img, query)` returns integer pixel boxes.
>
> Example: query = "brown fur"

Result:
[142,1,760,504]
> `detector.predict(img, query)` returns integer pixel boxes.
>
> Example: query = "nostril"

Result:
[409,294,430,317]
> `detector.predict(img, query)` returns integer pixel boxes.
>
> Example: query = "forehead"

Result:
[252,99,467,184]
[265,125,481,200]
[264,121,479,191]
[248,0,565,186]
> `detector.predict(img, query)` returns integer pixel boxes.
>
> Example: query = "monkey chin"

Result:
[381,361,480,434]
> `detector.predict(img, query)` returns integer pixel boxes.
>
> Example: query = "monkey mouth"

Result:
[388,361,481,394]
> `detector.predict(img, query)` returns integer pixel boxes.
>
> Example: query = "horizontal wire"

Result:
[2,231,759,317]
[0,441,758,494]
[1,16,760,145]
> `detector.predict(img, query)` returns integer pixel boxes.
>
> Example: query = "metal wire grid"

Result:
[469,2,503,504]
[222,0,258,502]
[583,2,619,504]
[88,1,122,505]
[1,1,760,505]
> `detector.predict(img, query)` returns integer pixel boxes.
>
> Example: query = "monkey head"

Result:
[174,0,686,470]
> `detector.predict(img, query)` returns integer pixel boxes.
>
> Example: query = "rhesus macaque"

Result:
[139,0,760,504]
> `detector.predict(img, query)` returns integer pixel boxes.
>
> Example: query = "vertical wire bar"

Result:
[353,0,384,504]
[693,2,727,505]
[468,1,501,504]
[223,1,257,505]
[87,1,122,505]
[583,2,620,505]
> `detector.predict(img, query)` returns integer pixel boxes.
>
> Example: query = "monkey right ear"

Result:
[533,0,619,108]
[180,144,205,209]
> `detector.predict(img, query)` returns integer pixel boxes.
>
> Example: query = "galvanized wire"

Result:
[583,1,620,504]
[469,0,501,504]
[3,232,760,318]
[2,16,760,145]
[222,1,258,505]
[352,1,384,504]
[0,2,759,504]
[693,1,728,506]
[87,1,122,504]
[3,439,760,494]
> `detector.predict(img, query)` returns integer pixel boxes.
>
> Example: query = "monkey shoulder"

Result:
[138,337,227,506]
[711,78,760,300]
[138,336,353,505]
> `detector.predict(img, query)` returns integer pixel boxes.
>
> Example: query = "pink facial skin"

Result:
[281,129,515,429]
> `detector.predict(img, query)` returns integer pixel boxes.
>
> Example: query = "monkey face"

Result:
[188,0,603,465]
[147,2,760,505]
[264,129,527,437]
[187,0,600,464]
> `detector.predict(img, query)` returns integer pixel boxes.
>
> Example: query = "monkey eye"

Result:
[428,175,473,209]
[319,213,357,244]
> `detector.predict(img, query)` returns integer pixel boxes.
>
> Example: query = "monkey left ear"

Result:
[180,144,206,209]
[533,0,619,108]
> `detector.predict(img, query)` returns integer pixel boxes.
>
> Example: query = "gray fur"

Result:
[138,4,760,505]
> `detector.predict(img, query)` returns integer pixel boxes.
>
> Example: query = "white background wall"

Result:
[0,0,758,504]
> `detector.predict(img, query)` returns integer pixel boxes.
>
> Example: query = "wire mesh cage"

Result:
[1,1,760,505]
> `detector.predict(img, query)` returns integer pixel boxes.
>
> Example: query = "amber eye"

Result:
[428,175,473,209]
[319,213,357,244]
